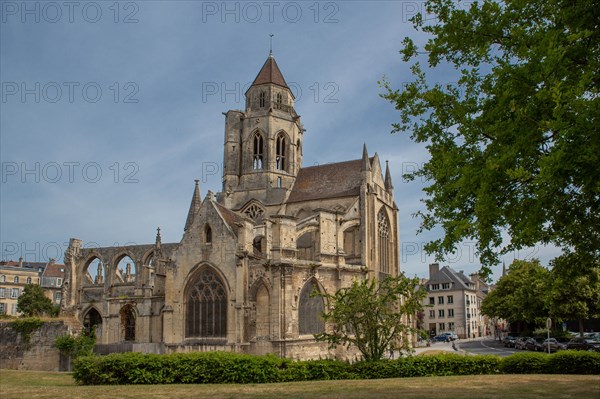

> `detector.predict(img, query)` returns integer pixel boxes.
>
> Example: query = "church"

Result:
[60,54,400,359]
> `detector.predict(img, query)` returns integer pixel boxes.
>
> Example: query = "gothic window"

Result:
[276,92,283,109]
[378,208,391,274]
[254,284,270,338]
[26,277,31,284]
[252,133,264,170]
[116,256,136,284]
[186,268,227,338]
[120,305,136,341]
[259,91,266,108]
[244,203,265,221]
[205,225,212,243]
[275,133,286,171]
[83,307,102,337]
[85,258,105,285]
[299,280,324,335]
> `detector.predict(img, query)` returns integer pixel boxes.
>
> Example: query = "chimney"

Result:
[19,257,23,267]
[429,263,440,278]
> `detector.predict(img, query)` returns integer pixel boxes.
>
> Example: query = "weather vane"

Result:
[269,34,274,56]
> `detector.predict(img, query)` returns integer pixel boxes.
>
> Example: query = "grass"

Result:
[0,370,598,399]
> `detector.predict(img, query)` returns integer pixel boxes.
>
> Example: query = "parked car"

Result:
[503,335,518,348]
[514,337,529,350]
[566,337,600,352]
[542,337,569,353]
[440,332,458,341]
[525,337,545,351]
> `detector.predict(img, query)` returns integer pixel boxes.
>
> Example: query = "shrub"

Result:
[500,352,548,374]
[546,351,600,375]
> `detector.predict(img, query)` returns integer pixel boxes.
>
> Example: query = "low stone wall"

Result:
[0,320,69,371]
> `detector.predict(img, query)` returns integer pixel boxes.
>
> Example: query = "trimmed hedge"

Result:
[72,350,600,385]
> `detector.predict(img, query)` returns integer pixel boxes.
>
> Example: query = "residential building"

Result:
[421,263,485,339]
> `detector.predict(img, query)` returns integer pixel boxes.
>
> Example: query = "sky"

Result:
[0,0,561,282]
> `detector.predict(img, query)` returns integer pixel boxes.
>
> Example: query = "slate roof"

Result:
[286,158,369,204]
[42,262,65,278]
[248,55,290,92]
[426,266,475,291]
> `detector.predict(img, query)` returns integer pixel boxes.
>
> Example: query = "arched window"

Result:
[120,305,136,341]
[14,276,19,284]
[83,307,102,337]
[0,275,4,283]
[299,280,324,335]
[378,208,391,274]
[186,268,227,338]
[275,134,286,171]
[252,133,264,170]
[205,225,212,243]
[276,92,283,109]
[259,91,266,108]
[254,284,270,339]
[26,277,32,284]
[244,203,264,221]
[85,258,105,285]
[116,256,136,284]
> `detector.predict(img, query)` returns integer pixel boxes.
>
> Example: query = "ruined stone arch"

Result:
[82,255,105,285]
[113,253,137,284]
[184,264,229,338]
[298,278,325,335]
[82,305,103,338]
[119,303,137,342]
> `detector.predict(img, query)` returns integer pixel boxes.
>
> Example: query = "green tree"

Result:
[314,274,426,361]
[16,284,54,317]
[380,0,600,276]
[548,253,600,336]
[481,259,549,328]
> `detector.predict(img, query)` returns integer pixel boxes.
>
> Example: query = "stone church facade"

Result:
[61,55,400,359]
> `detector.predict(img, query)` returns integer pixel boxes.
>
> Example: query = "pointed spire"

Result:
[184,180,201,232]
[372,152,380,171]
[155,227,162,249]
[384,160,394,191]
[361,143,371,172]
[248,55,290,92]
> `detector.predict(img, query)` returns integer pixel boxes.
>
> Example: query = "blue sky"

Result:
[0,1,560,281]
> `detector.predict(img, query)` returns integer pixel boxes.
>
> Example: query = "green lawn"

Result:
[0,370,598,399]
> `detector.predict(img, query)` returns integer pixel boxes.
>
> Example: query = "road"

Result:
[457,338,520,357]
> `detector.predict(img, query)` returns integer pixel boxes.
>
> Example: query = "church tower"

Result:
[219,55,304,217]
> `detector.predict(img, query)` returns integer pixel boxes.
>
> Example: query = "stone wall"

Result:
[0,320,68,371]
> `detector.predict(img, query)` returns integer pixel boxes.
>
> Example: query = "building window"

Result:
[442,283,450,289]
[26,277,31,284]
[205,225,212,244]
[438,309,445,318]
[0,288,5,298]
[11,288,19,298]
[299,280,325,335]
[431,283,439,290]
[439,323,445,331]
[448,308,454,317]
[447,295,453,304]
[378,208,391,274]
[438,296,444,305]
[0,303,5,314]
[186,268,227,338]
[54,292,62,302]
[14,276,19,284]
[448,322,455,330]
[429,309,435,318]
[57,278,62,286]
[429,297,435,305]
[83,308,102,336]
[121,305,136,341]
[0,275,4,283]
[252,133,264,170]
[275,133,286,171]
[275,92,283,109]
[259,91,266,108]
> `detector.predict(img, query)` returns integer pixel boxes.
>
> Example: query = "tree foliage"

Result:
[547,253,600,334]
[16,284,54,317]
[381,0,600,276]
[481,259,549,326]
[314,274,426,361]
